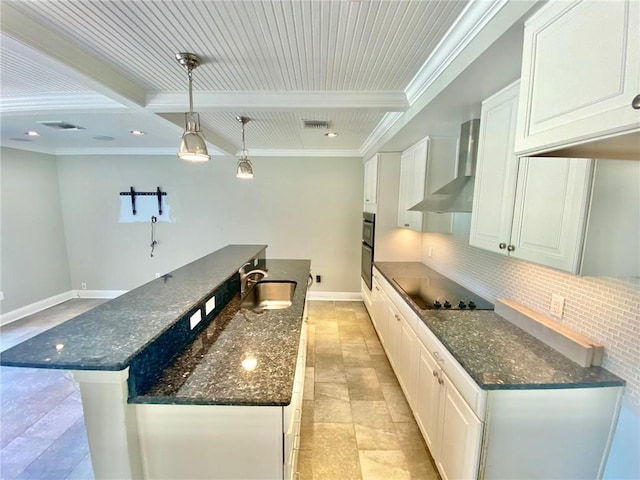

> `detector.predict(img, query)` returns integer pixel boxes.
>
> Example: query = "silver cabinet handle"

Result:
[632,94,640,110]
[395,314,400,322]
[404,223,410,227]
[507,244,515,252]
[438,377,444,385]
[433,370,439,378]
[499,243,507,250]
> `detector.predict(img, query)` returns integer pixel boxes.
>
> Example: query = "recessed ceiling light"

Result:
[25,131,40,137]
[324,132,339,138]
[130,130,146,136]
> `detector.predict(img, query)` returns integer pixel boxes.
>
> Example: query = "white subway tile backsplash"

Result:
[422,227,640,411]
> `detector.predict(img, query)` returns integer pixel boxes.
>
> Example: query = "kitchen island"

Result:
[1,245,312,480]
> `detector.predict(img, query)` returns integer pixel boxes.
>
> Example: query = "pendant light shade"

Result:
[175,52,210,162]
[236,116,254,179]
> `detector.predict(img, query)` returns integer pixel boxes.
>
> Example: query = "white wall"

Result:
[0,147,72,313]
[421,214,640,479]
[56,154,363,293]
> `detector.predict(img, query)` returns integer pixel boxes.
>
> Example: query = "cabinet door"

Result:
[437,373,483,480]
[397,140,427,231]
[414,342,442,457]
[364,155,378,206]
[397,316,417,408]
[510,157,593,272]
[370,278,388,347]
[515,0,640,156]
[385,302,402,371]
[470,82,520,255]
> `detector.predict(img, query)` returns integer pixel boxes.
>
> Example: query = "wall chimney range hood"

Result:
[410,119,480,213]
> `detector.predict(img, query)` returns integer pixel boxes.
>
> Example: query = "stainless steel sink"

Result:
[241,280,297,310]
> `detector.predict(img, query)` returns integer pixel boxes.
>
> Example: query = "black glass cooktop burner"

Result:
[393,277,493,311]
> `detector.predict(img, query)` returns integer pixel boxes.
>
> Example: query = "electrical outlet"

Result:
[0,291,4,301]
[428,247,433,258]
[80,283,87,290]
[205,295,216,314]
[155,273,161,278]
[315,275,322,283]
[550,294,565,319]
[189,310,202,330]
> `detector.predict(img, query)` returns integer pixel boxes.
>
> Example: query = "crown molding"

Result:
[0,94,126,113]
[359,112,404,156]
[246,149,362,158]
[146,91,408,113]
[404,0,508,104]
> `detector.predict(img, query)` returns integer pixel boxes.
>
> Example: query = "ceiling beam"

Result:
[146,91,408,113]
[0,4,147,109]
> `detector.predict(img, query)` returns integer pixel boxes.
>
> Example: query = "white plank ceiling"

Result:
[0,0,532,157]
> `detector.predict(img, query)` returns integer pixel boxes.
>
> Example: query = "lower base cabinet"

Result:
[368,267,623,480]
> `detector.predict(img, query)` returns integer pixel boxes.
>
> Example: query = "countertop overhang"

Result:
[0,245,268,371]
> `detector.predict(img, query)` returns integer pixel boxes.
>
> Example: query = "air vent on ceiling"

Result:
[37,120,86,131]
[302,119,331,130]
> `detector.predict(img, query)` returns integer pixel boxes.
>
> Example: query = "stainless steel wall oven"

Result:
[361,212,375,290]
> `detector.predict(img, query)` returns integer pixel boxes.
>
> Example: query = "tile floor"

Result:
[0,299,438,479]
[298,300,439,480]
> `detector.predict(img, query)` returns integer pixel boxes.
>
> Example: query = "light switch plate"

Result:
[550,294,565,319]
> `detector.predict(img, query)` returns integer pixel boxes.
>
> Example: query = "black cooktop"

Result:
[393,276,493,311]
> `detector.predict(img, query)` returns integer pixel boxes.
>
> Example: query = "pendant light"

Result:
[236,116,254,179]
[175,52,210,162]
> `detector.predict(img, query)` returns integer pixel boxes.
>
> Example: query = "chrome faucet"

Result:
[239,262,268,294]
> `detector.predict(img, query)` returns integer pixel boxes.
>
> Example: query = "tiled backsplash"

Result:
[421,216,640,410]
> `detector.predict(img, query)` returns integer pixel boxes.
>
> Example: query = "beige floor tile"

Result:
[346,367,385,401]
[297,449,313,480]
[381,382,414,423]
[351,401,399,450]
[342,343,373,367]
[314,382,351,423]
[339,324,366,344]
[304,300,438,480]
[312,423,361,480]
[303,367,315,400]
[394,422,439,479]
[359,450,411,480]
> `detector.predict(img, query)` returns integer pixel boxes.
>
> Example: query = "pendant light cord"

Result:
[187,69,194,114]
[150,216,158,257]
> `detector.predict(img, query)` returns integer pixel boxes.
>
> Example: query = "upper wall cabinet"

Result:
[363,155,379,211]
[397,137,458,233]
[472,81,640,277]
[515,0,640,159]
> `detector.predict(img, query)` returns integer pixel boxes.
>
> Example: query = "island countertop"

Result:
[0,245,267,371]
[133,258,311,406]
[374,262,625,390]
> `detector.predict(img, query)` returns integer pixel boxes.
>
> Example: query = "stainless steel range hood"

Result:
[409,119,480,213]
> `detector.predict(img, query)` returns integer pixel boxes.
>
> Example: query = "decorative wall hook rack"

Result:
[119,187,167,215]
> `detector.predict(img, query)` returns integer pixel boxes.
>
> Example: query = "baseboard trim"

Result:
[307,291,363,301]
[1,289,129,326]
[1,290,75,326]
[74,290,127,299]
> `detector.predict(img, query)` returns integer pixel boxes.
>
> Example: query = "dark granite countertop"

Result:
[374,262,625,390]
[133,259,311,406]
[0,245,267,371]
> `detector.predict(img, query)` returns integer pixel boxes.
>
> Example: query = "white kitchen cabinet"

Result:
[397,137,457,233]
[515,0,640,159]
[413,328,483,480]
[369,268,623,479]
[470,81,595,273]
[363,154,379,211]
[385,301,417,408]
[369,276,388,348]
